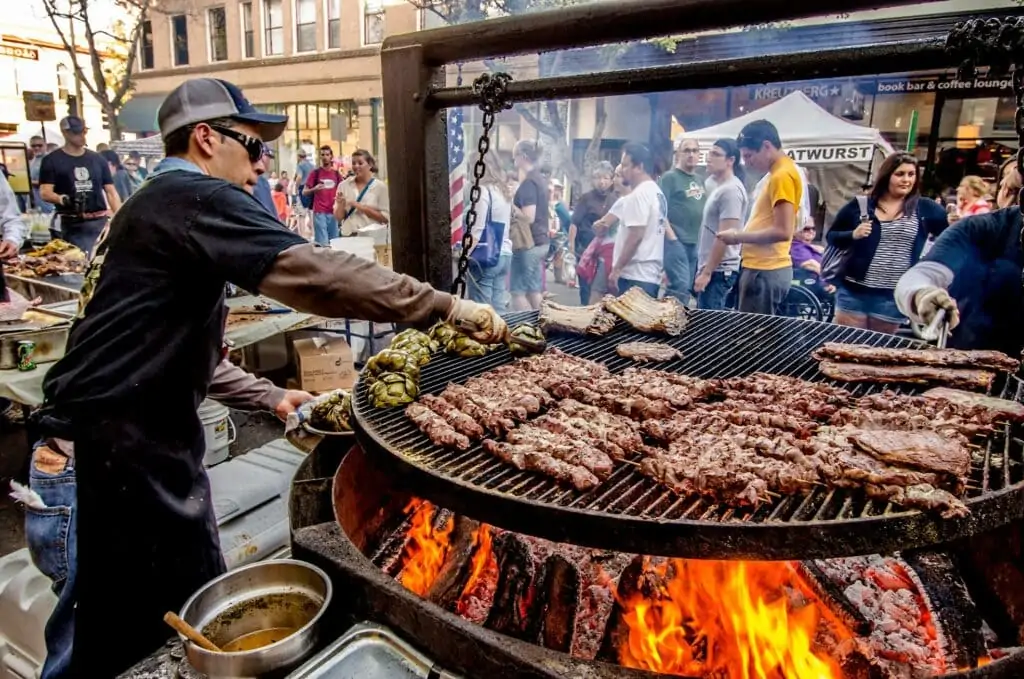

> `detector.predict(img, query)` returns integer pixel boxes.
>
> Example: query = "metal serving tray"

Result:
[0,309,71,369]
[286,622,461,679]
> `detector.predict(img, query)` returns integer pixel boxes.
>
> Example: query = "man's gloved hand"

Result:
[914,286,960,329]
[446,298,508,345]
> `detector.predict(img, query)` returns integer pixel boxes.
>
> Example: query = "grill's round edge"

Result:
[351,310,1024,560]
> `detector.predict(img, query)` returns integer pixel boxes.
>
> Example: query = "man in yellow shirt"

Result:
[718,120,801,315]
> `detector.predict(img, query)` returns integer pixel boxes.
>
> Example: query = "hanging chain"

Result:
[450,72,513,297]
[947,17,1024,261]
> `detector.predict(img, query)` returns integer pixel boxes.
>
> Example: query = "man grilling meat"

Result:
[895,207,1022,355]
[30,77,507,678]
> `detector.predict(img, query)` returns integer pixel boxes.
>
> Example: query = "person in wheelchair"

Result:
[790,222,835,297]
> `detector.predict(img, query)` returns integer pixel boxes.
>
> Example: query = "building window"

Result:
[363,0,385,45]
[263,0,284,56]
[326,0,341,49]
[139,20,154,69]
[241,2,255,58]
[208,7,228,62]
[295,0,317,52]
[171,14,189,66]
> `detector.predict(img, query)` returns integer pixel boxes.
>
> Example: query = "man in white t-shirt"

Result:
[610,142,667,297]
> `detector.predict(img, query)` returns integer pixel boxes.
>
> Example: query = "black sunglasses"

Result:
[208,124,264,162]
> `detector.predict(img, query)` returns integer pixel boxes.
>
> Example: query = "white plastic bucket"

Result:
[329,236,376,261]
[198,399,235,467]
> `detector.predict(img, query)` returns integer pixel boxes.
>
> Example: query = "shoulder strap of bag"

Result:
[855,195,869,222]
[344,177,375,220]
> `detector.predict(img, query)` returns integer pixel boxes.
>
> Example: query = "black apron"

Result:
[69,403,225,676]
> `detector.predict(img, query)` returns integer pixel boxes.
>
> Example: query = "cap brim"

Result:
[232,112,288,142]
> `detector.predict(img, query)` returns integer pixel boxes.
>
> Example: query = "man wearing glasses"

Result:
[28,135,53,214]
[28,77,507,678]
[659,137,706,305]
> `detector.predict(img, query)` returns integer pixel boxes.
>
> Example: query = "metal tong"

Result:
[452,317,546,353]
[921,308,950,349]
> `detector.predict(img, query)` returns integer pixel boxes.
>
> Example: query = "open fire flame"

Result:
[398,499,453,596]
[618,559,845,679]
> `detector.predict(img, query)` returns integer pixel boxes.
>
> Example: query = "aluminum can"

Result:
[16,340,36,371]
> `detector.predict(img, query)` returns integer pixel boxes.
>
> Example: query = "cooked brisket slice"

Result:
[538,300,618,336]
[814,342,1019,373]
[616,342,683,363]
[848,429,972,479]
[923,387,1024,422]
[818,360,995,392]
[602,288,687,336]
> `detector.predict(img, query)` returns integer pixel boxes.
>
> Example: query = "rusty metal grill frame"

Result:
[352,311,1024,560]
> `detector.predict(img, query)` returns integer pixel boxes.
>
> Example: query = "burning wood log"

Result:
[571,551,635,661]
[426,516,480,609]
[595,555,672,663]
[372,509,417,577]
[485,532,541,639]
[794,561,871,636]
[538,554,580,652]
[394,503,455,595]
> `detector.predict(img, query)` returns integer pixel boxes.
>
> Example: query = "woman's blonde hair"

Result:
[959,175,988,199]
[471,154,513,201]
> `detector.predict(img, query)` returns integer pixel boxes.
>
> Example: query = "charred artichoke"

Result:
[308,391,353,432]
[445,334,489,358]
[509,323,547,356]
[389,339,432,366]
[368,371,420,408]
[364,349,421,385]
[428,321,460,347]
[391,328,438,353]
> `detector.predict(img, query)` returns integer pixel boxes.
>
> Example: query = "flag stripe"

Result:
[447,107,467,246]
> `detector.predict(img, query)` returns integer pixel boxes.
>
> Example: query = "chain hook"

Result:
[450,72,514,298]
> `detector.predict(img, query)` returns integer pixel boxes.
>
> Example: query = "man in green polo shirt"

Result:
[659,137,706,304]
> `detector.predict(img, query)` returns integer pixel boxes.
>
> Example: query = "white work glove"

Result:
[913,286,960,329]
[446,298,508,345]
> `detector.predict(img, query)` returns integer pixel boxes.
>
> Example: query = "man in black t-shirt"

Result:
[38,116,120,254]
[510,139,550,311]
[32,77,508,678]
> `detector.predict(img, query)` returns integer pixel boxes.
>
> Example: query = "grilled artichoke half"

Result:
[428,321,460,347]
[445,334,489,358]
[308,391,353,432]
[509,323,547,356]
[389,339,432,366]
[364,349,421,385]
[368,371,420,408]
[392,328,439,353]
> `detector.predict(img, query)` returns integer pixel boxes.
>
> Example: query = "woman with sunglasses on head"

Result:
[335,149,389,236]
[826,152,948,334]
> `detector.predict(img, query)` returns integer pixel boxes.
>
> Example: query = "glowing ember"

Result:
[460,525,495,598]
[398,499,453,596]
[618,559,844,679]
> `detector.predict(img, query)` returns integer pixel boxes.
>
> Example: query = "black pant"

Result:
[70,415,225,676]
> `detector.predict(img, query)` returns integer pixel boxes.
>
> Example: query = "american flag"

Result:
[447,106,467,246]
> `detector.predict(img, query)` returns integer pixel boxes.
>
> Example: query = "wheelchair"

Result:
[722,269,836,323]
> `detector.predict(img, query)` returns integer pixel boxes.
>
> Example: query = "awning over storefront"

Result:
[118,94,165,134]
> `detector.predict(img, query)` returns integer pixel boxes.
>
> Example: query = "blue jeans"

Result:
[698,270,737,310]
[510,244,548,294]
[835,283,904,324]
[664,239,697,306]
[24,443,77,679]
[313,212,339,245]
[468,253,512,314]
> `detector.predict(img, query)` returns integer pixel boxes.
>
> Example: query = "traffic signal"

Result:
[101,110,110,130]
[66,94,78,117]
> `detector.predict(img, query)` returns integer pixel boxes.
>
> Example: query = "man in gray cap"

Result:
[31,77,507,677]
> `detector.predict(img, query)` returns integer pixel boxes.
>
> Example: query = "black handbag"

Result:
[821,195,868,283]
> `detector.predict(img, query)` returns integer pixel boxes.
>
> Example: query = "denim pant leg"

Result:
[682,244,699,297]
[313,213,339,245]
[467,261,494,305]
[24,444,77,679]
[662,239,691,305]
[489,253,512,314]
[698,271,736,310]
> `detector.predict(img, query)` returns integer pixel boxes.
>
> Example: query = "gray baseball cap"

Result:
[157,78,288,142]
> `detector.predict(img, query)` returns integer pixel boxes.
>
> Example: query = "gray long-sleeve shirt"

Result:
[893,260,955,324]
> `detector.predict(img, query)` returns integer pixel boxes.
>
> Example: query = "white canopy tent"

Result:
[684,92,896,225]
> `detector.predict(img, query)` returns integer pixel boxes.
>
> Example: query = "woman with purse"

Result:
[335,149,389,236]
[826,152,948,333]
[467,156,514,313]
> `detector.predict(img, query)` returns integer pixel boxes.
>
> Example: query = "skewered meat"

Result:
[419,394,485,440]
[602,287,687,335]
[922,387,1024,422]
[616,342,683,363]
[848,429,972,479]
[538,300,618,336]
[818,360,995,392]
[405,403,470,450]
[814,342,1019,373]
[504,425,615,479]
[483,439,600,491]
[865,483,969,519]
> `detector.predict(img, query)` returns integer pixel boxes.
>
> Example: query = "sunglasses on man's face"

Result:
[208,124,264,162]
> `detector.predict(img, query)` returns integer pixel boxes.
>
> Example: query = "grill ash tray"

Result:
[353,310,1024,560]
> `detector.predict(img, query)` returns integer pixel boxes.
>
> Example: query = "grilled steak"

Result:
[814,342,1019,373]
[848,429,972,479]
[923,387,1024,422]
[616,341,683,363]
[538,300,617,336]
[818,360,996,392]
[602,287,687,335]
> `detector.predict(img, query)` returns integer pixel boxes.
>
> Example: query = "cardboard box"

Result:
[293,337,356,392]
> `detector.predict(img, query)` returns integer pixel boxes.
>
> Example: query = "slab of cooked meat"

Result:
[814,342,1020,373]
[405,403,471,450]
[847,429,972,479]
[602,287,687,336]
[616,341,683,363]
[818,360,996,392]
[482,439,600,491]
[538,300,618,336]
[923,387,1024,423]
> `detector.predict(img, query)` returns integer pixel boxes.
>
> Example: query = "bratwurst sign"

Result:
[699,144,875,166]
